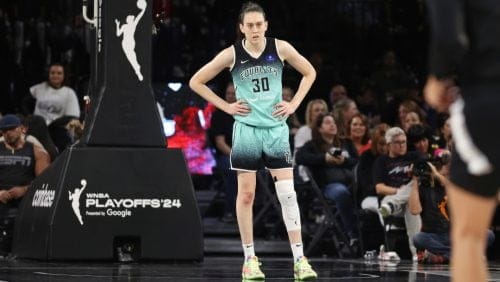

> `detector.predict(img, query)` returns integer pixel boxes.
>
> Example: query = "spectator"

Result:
[396,99,424,129]
[347,113,371,156]
[358,123,390,212]
[406,123,440,158]
[402,111,423,133]
[328,84,348,108]
[408,154,495,264]
[332,97,359,138]
[295,113,360,247]
[209,82,237,223]
[25,115,59,162]
[294,99,328,182]
[0,114,50,255]
[373,126,422,259]
[29,62,80,125]
[294,99,328,153]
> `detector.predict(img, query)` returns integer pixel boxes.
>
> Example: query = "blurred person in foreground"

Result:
[424,0,500,281]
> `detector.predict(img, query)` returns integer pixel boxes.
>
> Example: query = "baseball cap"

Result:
[0,114,22,130]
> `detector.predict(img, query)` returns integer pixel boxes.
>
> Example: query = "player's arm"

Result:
[189,47,249,116]
[424,0,466,112]
[276,40,316,112]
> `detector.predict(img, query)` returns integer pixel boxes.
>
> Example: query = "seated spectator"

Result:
[358,123,390,212]
[347,113,371,156]
[328,84,348,108]
[408,155,495,264]
[0,115,47,154]
[332,97,359,138]
[435,113,452,150]
[29,62,81,125]
[295,113,360,246]
[0,114,50,255]
[406,123,441,158]
[402,111,423,133]
[294,99,328,153]
[373,127,422,259]
[293,99,328,182]
[48,116,83,153]
[396,99,424,129]
[25,115,59,161]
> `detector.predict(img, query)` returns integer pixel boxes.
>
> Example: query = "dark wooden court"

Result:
[0,256,499,281]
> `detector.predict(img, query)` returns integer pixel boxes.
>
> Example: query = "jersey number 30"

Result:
[252,77,269,93]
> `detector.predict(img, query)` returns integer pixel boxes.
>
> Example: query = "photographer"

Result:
[409,152,495,264]
[295,113,360,246]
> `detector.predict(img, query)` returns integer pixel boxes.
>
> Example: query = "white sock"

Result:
[243,243,255,260]
[291,242,304,262]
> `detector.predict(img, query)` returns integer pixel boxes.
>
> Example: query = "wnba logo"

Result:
[69,179,87,225]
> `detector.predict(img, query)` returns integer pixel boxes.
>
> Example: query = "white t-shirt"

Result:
[294,125,312,152]
[30,82,80,125]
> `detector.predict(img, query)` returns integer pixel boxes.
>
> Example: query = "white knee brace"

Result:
[275,179,301,231]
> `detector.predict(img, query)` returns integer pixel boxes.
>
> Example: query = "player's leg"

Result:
[231,121,265,279]
[447,184,496,282]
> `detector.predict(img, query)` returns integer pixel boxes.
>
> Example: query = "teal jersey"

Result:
[230,38,284,127]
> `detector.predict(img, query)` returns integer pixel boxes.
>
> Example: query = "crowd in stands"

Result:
[0,0,497,262]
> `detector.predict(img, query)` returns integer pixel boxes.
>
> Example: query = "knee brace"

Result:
[275,179,301,231]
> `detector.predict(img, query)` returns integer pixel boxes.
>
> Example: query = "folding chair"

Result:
[300,166,357,258]
[350,163,366,255]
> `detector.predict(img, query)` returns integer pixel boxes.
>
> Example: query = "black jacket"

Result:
[295,138,358,189]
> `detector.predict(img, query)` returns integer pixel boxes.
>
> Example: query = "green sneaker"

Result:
[242,256,265,280]
[294,256,317,280]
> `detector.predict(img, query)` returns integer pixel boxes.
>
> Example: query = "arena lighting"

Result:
[167,82,182,92]
[197,109,206,128]
[157,103,176,136]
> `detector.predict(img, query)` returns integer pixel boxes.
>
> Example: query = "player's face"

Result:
[240,12,267,44]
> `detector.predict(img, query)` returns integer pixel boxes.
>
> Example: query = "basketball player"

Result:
[189,2,317,280]
[424,0,499,281]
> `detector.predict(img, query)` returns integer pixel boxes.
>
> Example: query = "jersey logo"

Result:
[265,54,276,62]
[240,60,249,64]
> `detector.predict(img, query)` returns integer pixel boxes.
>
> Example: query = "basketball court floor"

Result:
[0,256,499,281]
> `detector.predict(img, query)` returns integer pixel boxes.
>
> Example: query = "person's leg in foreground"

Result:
[447,183,496,282]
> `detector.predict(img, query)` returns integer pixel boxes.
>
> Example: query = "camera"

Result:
[328,147,342,157]
[414,149,451,187]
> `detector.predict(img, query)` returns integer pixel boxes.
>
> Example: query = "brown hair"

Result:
[238,2,266,24]
[348,113,370,145]
[237,2,266,40]
[370,123,390,154]
[311,113,341,153]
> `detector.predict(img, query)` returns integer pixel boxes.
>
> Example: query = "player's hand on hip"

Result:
[226,100,250,116]
[272,101,294,119]
[424,76,458,112]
